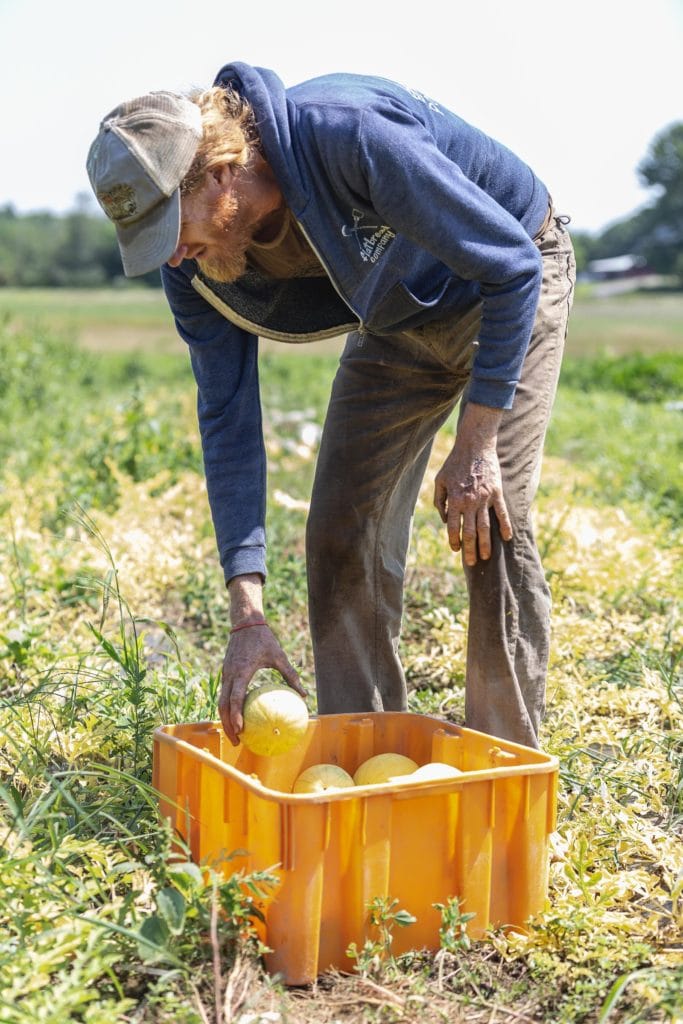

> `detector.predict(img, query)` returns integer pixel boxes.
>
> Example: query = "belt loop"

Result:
[533,197,554,242]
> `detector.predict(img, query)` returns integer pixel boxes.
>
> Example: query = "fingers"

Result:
[219,629,306,746]
[445,498,483,563]
[457,506,485,566]
[219,663,250,746]
[474,504,491,563]
[445,501,461,552]
[493,492,513,542]
[270,642,306,697]
[433,479,448,523]
[435,438,513,564]
[446,498,510,565]
[274,652,307,698]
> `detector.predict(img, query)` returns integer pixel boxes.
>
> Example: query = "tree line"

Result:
[572,122,683,280]
[1,122,681,288]
[0,194,160,288]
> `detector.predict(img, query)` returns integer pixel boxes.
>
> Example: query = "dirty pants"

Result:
[306,216,576,748]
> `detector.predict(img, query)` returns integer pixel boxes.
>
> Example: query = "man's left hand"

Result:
[433,402,513,565]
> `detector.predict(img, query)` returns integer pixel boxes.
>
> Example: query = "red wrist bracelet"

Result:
[230,620,268,634]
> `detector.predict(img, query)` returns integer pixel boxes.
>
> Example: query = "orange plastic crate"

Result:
[153,712,558,985]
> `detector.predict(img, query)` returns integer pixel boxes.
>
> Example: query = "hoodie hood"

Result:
[213,62,311,216]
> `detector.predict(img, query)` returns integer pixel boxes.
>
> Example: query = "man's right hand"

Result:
[219,623,304,745]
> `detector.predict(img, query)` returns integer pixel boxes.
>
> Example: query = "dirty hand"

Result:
[433,403,512,566]
[220,573,305,745]
[219,624,304,745]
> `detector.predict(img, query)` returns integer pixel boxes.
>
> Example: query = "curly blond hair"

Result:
[181,86,259,195]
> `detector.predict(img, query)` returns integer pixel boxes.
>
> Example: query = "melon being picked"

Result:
[240,683,309,756]
[292,763,355,794]
[353,753,418,786]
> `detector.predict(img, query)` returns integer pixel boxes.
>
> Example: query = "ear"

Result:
[210,162,234,187]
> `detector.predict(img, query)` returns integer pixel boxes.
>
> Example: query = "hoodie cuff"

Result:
[467,377,518,411]
[222,545,267,586]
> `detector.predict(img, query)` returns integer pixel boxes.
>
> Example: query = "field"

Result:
[3,286,683,357]
[0,287,681,1023]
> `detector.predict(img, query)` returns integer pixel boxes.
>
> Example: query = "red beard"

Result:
[196,189,253,283]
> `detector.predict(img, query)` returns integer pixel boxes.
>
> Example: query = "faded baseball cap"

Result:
[87,92,202,277]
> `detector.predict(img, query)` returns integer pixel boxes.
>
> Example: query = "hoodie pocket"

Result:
[366,278,454,333]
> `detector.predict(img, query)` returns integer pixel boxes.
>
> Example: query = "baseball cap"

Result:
[86,92,202,277]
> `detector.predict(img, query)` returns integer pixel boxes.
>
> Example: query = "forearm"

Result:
[456,402,503,447]
[228,573,265,626]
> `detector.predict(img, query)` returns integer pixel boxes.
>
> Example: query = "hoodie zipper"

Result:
[294,218,368,342]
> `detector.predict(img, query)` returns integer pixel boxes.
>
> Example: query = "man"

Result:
[87,63,575,751]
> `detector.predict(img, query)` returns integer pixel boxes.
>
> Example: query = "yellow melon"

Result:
[409,762,462,782]
[353,752,418,786]
[240,682,309,756]
[292,764,355,794]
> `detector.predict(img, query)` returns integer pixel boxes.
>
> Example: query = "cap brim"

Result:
[115,189,181,277]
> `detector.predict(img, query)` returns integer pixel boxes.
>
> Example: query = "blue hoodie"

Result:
[161,62,549,584]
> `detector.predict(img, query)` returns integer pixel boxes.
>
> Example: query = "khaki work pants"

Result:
[306,215,576,748]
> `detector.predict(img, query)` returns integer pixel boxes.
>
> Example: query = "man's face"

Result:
[167,164,275,283]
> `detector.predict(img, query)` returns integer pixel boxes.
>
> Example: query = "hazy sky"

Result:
[1,0,681,233]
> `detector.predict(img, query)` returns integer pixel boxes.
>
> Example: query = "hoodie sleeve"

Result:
[161,263,267,583]
[354,104,543,409]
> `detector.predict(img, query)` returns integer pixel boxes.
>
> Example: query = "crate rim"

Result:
[153,714,559,805]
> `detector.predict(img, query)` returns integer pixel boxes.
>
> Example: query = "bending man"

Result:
[87,63,575,749]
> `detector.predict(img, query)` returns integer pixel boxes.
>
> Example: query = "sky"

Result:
[1,0,681,234]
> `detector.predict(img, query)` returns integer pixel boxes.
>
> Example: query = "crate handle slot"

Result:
[489,746,517,764]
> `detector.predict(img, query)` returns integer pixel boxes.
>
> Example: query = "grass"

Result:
[567,289,683,356]
[0,287,681,1023]
[0,286,180,354]
[0,286,345,356]
[2,284,683,357]
[546,385,682,526]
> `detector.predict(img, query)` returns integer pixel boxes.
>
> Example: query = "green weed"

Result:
[434,897,475,954]
[346,896,417,980]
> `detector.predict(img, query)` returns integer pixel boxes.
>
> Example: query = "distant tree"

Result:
[568,230,595,274]
[637,122,683,278]
[639,122,683,197]
[0,208,63,285]
[55,193,109,286]
[582,122,683,282]
[590,206,654,261]
[0,198,160,288]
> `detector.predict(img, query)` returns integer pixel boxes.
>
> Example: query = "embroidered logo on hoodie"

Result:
[341,209,396,264]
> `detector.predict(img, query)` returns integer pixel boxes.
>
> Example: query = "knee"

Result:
[306,505,369,567]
